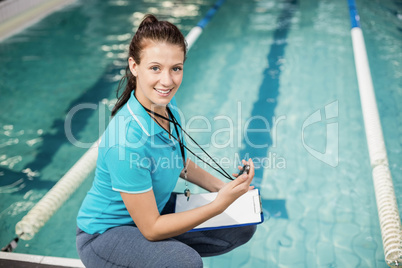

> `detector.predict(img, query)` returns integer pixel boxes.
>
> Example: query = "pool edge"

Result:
[0,252,84,267]
[0,0,77,42]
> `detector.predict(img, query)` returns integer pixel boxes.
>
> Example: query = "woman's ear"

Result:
[128,57,138,77]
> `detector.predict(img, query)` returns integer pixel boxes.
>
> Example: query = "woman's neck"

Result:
[134,91,170,134]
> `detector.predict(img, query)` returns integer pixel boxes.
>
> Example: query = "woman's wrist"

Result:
[184,159,227,192]
[210,197,226,215]
[213,179,226,192]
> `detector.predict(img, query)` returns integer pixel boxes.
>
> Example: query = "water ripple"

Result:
[0,178,25,193]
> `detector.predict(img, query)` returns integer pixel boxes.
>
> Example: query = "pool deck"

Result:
[0,0,76,42]
[0,252,84,268]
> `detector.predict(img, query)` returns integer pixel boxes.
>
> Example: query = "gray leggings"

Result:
[76,193,257,268]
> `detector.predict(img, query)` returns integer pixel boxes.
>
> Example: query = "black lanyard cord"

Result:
[146,108,186,173]
[142,105,233,181]
[166,108,234,180]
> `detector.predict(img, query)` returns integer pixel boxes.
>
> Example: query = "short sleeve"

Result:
[104,145,152,194]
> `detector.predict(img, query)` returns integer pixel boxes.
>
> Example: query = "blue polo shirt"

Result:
[77,91,186,234]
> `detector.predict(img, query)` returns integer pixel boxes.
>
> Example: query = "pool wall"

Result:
[0,251,84,267]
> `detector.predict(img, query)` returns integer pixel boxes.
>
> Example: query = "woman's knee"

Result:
[172,246,203,268]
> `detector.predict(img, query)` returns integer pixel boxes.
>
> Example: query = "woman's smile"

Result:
[154,87,173,96]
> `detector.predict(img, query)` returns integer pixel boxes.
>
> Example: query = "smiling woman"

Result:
[75,14,257,268]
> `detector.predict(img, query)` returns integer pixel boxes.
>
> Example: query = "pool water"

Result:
[0,0,401,267]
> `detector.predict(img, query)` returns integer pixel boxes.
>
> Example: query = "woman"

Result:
[76,14,256,267]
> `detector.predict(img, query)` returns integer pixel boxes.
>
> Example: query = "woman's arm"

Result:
[179,158,226,192]
[180,158,249,192]
[121,159,255,241]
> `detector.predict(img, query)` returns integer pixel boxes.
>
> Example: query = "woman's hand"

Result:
[213,159,255,213]
[232,159,255,191]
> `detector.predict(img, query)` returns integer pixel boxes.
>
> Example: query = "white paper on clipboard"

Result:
[175,189,263,231]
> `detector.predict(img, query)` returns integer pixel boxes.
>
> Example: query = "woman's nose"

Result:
[160,70,173,87]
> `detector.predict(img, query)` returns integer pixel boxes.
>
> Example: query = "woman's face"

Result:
[129,42,184,112]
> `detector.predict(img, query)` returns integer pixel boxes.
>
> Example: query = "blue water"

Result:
[0,0,401,267]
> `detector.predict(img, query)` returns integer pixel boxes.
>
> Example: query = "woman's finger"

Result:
[245,158,255,184]
[249,158,255,174]
[232,160,254,180]
[229,173,248,188]
[233,163,246,179]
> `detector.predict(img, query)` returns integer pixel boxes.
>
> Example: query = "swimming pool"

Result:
[0,0,401,267]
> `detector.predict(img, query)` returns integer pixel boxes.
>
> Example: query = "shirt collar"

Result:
[126,91,169,137]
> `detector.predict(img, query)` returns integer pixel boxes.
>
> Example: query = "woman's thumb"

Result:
[231,173,248,187]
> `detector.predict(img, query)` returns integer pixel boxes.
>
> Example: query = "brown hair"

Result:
[111,14,187,116]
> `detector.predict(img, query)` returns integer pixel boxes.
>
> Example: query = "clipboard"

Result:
[175,189,264,232]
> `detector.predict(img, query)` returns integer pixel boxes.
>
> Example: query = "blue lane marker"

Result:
[347,0,361,28]
[197,0,226,29]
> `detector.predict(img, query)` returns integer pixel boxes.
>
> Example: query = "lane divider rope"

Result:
[347,0,402,266]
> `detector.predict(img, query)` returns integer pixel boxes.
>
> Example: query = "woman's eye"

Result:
[172,67,182,72]
[151,66,160,71]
